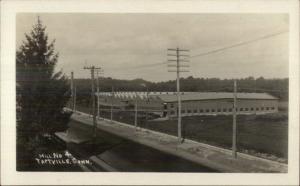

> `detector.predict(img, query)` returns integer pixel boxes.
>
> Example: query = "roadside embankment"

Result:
[68,110,287,173]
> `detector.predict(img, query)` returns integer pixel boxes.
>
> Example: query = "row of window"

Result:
[169,107,276,115]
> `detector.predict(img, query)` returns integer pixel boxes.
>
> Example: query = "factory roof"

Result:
[157,92,278,102]
[96,91,278,102]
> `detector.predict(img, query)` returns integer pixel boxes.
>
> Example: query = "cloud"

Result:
[16,13,288,82]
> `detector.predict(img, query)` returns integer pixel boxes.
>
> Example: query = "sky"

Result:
[16,13,289,82]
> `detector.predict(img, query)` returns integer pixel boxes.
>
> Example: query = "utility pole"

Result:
[140,84,149,131]
[146,87,149,121]
[84,65,101,140]
[110,86,114,123]
[232,80,237,158]
[254,78,257,115]
[96,70,104,119]
[134,92,138,130]
[167,48,190,143]
[74,85,76,112]
[145,89,149,131]
[70,71,75,111]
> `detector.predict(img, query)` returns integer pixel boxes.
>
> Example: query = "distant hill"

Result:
[72,76,288,104]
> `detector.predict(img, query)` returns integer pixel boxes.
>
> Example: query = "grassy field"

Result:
[146,115,288,160]
[74,104,288,162]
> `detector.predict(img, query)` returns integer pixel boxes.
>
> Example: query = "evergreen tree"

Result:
[16,17,71,170]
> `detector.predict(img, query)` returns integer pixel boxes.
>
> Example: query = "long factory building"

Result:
[96,91,279,118]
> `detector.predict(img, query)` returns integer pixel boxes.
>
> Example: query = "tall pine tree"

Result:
[16,17,71,170]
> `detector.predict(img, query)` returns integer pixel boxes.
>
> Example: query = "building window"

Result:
[245,108,249,111]
[256,107,259,111]
[200,109,203,113]
[206,109,210,113]
[211,109,215,112]
[266,107,269,110]
[229,108,232,112]
[182,110,185,113]
[271,107,275,110]
[250,108,254,111]
[217,109,221,112]
[187,110,191,113]
[170,103,174,108]
[240,108,244,111]
[170,111,175,115]
[223,108,227,112]
[194,109,197,113]
[261,107,264,110]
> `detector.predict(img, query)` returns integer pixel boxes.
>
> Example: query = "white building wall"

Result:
[167,99,278,117]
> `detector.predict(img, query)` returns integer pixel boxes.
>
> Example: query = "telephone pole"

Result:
[83,65,102,140]
[254,78,257,115]
[134,92,138,130]
[110,86,114,123]
[146,87,149,121]
[167,48,190,143]
[96,70,104,119]
[70,72,77,112]
[70,71,74,111]
[74,85,76,112]
[232,80,237,158]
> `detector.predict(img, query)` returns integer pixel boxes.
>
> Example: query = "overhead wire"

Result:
[108,30,288,71]
[188,30,288,61]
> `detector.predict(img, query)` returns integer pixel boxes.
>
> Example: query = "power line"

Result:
[188,30,288,60]
[109,30,288,71]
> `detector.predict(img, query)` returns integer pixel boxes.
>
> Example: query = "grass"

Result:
[74,104,288,162]
[146,115,288,160]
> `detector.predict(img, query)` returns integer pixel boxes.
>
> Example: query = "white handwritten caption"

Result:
[35,151,92,165]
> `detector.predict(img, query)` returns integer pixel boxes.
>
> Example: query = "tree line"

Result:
[73,76,288,106]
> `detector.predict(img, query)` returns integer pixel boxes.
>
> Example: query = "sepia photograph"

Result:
[15,13,290,173]
[1,0,299,185]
